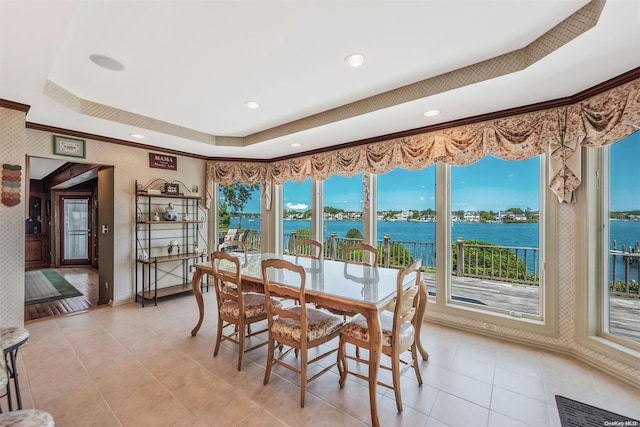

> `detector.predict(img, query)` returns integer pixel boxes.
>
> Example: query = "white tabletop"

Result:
[205,252,410,308]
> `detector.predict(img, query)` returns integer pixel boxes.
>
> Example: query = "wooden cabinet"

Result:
[25,193,50,269]
[135,180,206,306]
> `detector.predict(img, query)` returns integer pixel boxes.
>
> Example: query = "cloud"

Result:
[286,202,308,210]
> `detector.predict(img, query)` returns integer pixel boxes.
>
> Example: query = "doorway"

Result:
[60,195,93,266]
[25,156,114,321]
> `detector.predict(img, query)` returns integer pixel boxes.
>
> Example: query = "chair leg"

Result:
[4,349,24,411]
[300,348,307,407]
[411,343,423,385]
[237,321,245,371]
[391,353,403,413]
[263,337,275,385]
[213,320,224,357]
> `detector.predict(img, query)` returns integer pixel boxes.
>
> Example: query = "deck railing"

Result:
[610,241,640,297]
[453,238,539,285]
[239,230,638,295]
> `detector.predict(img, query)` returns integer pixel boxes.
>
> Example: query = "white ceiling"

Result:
[1,0,639,172]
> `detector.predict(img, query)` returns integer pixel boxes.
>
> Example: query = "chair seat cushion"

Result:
[0,326,29,350]
[272,306,343,342]
[222,284,239,296]
[0,409,55,427]
[341,312,415,347]
[220,293,276,319]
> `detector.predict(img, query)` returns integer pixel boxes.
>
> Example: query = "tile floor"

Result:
[4,291,639,427]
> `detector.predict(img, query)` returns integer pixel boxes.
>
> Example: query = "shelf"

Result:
[137,191,201,200]
[137,284,193,300]
[137,253,206,264]
[135,179,205,307]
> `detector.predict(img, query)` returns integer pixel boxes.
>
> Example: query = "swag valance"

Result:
[205,77,640,209]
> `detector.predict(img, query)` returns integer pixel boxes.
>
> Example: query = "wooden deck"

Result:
[422,273,640,345]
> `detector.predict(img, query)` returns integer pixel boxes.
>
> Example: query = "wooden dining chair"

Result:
[215,240,248,295]
[343,243,379,267]
[211,250,272,371]
[261,258,344,407]
[294,239,323,260]
[337,259,423,413]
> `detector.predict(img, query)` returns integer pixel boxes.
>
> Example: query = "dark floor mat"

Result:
[555,395,639,427]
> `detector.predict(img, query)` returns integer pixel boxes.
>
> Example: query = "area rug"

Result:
[555,395,639,427]
[24,269,82,305]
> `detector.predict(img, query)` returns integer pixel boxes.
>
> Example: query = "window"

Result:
[449,156,541,316]
[376,167,436,276]
[323,173,364,259]
[217,183,261,250]
[605,133,640,346]
[283,178,312,253]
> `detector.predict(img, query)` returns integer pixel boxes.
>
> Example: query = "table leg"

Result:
[190,268,205,336]
[415,278,429,360]
[366,310,382,427]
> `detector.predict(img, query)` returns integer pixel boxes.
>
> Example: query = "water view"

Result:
[230,217,639,252]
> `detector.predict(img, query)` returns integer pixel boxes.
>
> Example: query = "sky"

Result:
[234,131,639,213]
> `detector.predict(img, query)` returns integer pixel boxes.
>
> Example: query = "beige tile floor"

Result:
[4,290,639,427]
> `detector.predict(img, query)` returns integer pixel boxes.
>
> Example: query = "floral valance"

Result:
[206,77,640,209]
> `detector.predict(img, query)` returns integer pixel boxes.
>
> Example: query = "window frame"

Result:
[579,146,640,359]
[432,158,559,336]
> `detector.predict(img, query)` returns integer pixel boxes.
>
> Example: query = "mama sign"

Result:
[149,153,177,170]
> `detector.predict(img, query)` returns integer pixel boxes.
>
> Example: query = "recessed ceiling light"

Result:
[423,109,441,117]
[345,53,365,67]
[291,143,301,147]
[130,133,145,139]
[89,54,124,71]
[245,101,260,109]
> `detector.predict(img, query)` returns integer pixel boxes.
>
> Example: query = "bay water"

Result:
[231,217,639,279]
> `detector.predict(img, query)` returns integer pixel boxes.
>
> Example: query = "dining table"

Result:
[190,252,429,427]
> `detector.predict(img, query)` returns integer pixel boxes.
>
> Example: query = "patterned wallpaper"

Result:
[0,107,26,327]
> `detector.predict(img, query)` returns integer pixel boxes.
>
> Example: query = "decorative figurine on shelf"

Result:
[168,240,177,256]
[153,213,160,221]
[182,213,191,221]
[163,203,178,221]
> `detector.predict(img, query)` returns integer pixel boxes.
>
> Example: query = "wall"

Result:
[25,129,207,305]
[0,113,208,329]
[0,107,27,327]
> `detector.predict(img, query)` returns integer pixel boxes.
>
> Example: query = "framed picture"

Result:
[163,182,180,195]
[53,135,85,158]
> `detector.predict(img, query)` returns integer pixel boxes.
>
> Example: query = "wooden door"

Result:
[60,195,93,265]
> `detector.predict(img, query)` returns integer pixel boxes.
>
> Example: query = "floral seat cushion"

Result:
[220,293,279,319]
[221,284,239,296]
[272,306,343,342]
[341,312,415,347]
